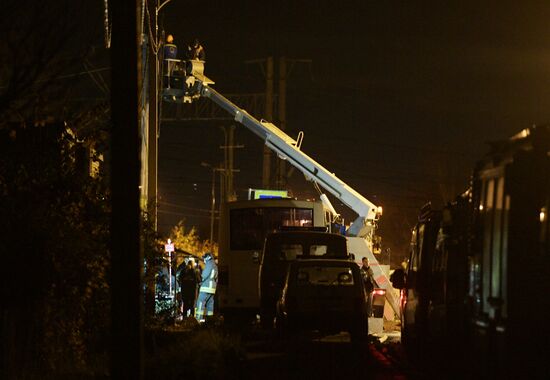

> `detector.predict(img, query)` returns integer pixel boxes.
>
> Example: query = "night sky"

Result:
[157,1,550,260]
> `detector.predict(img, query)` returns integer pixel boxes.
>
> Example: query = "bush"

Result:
[145,327,245,380]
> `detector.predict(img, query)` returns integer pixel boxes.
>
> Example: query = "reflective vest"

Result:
[199,260,218,294]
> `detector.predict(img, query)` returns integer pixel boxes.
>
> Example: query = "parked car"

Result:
[275,259,368,342]
[259,231,349,327]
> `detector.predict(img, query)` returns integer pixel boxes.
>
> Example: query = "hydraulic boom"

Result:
[197,82,379,234]
[163,59,399,315]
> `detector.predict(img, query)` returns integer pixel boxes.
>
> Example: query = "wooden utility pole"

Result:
[220,125,241,202]
[227,125,237,201]
[262,56,274,188]
[110,0,143,378]
[143,0,159,317]
[245,56,310,190]
[274,57,312,189]
[147,1,159,226]
[276,56,287,189]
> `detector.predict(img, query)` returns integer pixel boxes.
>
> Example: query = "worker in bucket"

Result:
[189,38,205,61]
[195,252,217,322]
[163,34,178,88]
[164,34,178,59]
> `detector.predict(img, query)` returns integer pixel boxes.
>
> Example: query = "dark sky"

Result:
[157,1,550,258]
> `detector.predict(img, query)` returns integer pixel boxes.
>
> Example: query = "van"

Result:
[258,231,349,327]
[275,259,368,342]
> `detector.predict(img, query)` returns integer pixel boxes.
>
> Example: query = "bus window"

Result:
[230,207,314,250]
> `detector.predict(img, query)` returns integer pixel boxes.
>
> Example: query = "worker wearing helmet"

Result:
[164,34,177,59]
[163,34,178,88]
[188,38,205,61]
[195,252,217,322]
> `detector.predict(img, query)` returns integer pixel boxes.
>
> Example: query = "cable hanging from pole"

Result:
[103,0,111,48]
[145,1,160,55]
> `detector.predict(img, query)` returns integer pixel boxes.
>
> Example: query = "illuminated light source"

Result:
[250,189,288,199]
[373,289,386,296]
[540,207,547,223]
[479,205,484,211]
[511,128,531,140]
[520,129,530,138]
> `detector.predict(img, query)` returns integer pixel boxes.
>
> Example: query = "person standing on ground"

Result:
[360,257,375,316]
[178,258,200,317]
[195,252,217,322]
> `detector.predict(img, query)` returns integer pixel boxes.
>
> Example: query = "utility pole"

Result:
[227,125,236,201]
[244,57,274,189]
[147,0,175,220]
[210,167,216,243]
[143,0,173,318]
[201,162,219,243]
[143,0,160,318]
[245,56,311,190]
[263,56,274,188]
[275,56,287,189]
[202,159,240,243]
[110,0,143,378]
[147,0,159,226]
[220,125,242,202]
[275,57,312,189]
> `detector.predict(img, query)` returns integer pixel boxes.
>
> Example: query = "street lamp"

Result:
[155,0,174,44]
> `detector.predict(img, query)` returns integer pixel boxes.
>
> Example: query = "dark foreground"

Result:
[145,320,438,380]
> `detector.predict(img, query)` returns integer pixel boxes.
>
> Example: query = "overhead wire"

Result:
[145,0,160,55]
[83,58,109,94]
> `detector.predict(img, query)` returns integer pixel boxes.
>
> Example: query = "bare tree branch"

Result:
[0,0,104,127]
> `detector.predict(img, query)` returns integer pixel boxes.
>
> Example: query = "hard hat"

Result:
[166,34,174,43]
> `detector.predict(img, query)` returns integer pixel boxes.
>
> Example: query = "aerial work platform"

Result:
[160,58,399,317]
[162,58,214,103]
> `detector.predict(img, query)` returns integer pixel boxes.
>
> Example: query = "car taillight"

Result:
[373,289,386,296]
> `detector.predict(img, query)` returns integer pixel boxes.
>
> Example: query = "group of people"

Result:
[179,253,373,321]
[164,34,205,61]
[177,252,218,323]
[163,34,205,89]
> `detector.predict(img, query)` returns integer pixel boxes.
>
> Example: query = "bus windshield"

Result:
[230,207,314,250]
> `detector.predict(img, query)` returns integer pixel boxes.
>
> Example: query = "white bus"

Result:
[217,198,328,322]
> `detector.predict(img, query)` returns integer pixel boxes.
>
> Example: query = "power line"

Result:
[158,201,217,214]
[158,209,219,220]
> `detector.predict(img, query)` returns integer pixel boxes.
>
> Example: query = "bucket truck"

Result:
[163,59,399,317]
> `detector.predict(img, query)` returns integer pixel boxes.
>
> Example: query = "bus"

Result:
[217,198,328,322]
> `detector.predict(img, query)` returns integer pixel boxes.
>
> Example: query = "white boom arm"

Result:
[196,81,378,235]
[174,65,397,315]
